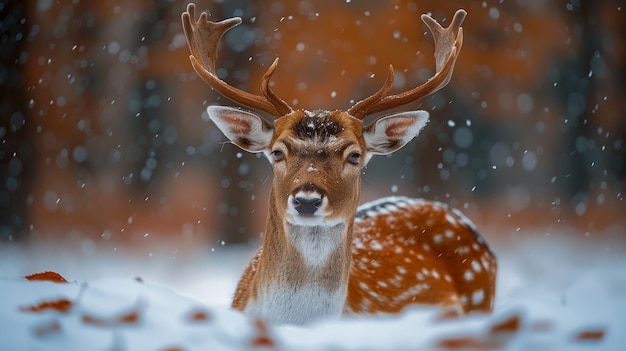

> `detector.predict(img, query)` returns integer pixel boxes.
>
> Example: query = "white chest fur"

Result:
[287,223,345,267]
[246,223,349,325]
[247,284,347,325]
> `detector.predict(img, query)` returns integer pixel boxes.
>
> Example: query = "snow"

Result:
[1,230,625,350]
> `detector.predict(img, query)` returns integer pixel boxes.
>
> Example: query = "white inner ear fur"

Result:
[207,106,273,153]
[363,110,429,161]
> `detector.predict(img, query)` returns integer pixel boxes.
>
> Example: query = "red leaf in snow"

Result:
[249,318,276,349]
[435,336,504,350]
[82,309,140,327]
[574,328,605,341]
[33,320,61,337]
[185,308,211,323]
[20,298,74,313]
[25,271,68,283]
[489,313,522,334]
[434,313,521,350]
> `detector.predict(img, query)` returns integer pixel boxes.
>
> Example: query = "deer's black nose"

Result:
[293,197,322,216]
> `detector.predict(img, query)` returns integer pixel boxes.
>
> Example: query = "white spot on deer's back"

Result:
[445,213,458,226]
[455,246,470,255]
[433,233,443,244]
[464,270,474,281]
[472,289,485,305]
[370,240,383,250]
[390,276,403,287]
[396,283,430,301]
[471,259,482,272]
[481,256,491,270]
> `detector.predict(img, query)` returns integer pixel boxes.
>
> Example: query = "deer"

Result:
[181,3,496,325]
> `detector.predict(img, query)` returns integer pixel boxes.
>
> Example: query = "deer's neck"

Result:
[249,199,354,325]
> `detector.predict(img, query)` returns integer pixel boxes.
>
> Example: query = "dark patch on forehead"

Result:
[293,111,343,141]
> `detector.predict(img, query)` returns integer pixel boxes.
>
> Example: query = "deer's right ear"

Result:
[207,106,274,153]
[363,110,429,156]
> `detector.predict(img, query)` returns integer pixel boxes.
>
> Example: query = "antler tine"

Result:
[182,3,293,118]
[348,9,466,120]
[346,65,395,118]
[261,58,292,116]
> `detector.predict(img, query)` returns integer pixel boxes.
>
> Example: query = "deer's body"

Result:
[182,4,497,325]
[233,196,496,324]
[348,197,496,314]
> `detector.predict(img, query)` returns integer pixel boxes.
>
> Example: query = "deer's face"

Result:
[208,106,429,227]
[269,110,365,226]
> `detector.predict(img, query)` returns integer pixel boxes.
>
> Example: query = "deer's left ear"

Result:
[363,111,429,156]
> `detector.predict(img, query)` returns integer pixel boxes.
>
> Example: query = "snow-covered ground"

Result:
[1,227,625,350]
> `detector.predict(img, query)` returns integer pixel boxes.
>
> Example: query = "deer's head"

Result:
[182,4,465,227]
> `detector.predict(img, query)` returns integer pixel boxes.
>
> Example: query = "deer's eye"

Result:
[347,152,361,165]
[271,150,285,162]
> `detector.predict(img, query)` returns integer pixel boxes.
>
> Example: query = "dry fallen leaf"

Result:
[489,313,522,334]
[19,298,74,314]
[435,336,504,350]
[574,328,605,341]
[82,309,140,327]
[249,318,276,349]
[32,320,62,337]
[185,308,211,323]
[25,271,68,283]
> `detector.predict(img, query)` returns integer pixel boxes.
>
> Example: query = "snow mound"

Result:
[1,267,624,351]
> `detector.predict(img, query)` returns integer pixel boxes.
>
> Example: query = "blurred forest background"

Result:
[1,0,624,251]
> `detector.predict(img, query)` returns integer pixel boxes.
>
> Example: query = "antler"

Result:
[181,3,293,117]
[348,10,466,120]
